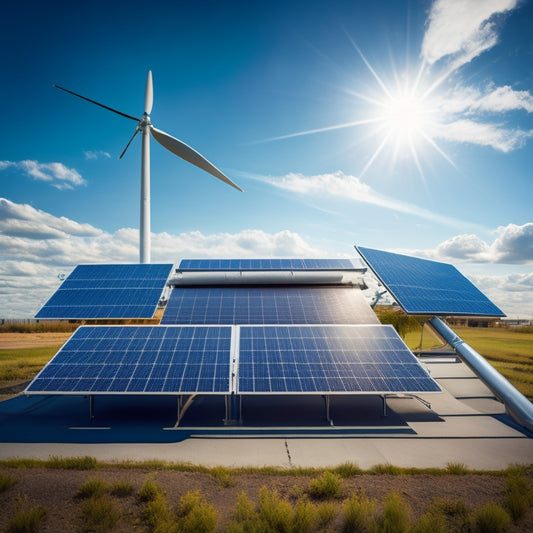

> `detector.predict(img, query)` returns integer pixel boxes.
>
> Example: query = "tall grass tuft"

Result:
[445,462,469,475]
[381,491,411,533]
[7,495,48,533]
[334,462,363,478]
[257,486,293,532]
[144,492,175,532]
[210,465,236,488]
[75,477,108,499]
[342,491,378,533]
[503,473,533,521]
[370,463,403,475]
[475,502,511,533]
[48,455,97,470]
[291,498,318,533]
[109,480,134,497]
[80,496,121,532]
[0,473,17,493]
[307,471,343,499]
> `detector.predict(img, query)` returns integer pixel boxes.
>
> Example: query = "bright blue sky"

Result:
[1,0,532,318]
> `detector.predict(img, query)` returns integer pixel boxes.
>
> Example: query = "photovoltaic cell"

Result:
[161,286,380,325]
[25,325,232,394]
[237,325,441,394]
[178,258,356,271]
[35,264,174,319]
[356,247,505,317]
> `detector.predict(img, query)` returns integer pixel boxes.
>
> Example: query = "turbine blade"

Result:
[53,84,140,122]
[119,125,141,159]
[145,71,153,115]
[150,126,243,192]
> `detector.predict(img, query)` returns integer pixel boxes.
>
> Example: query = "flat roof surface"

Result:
[1,357,531,469]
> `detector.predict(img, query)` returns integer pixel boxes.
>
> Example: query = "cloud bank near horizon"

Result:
[0,197,531,318]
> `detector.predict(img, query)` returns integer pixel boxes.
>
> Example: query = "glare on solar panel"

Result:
[161,286,380,325]
[356,246,505,317]
[35,263,173,319]
[178,258,356,271]
[25,325,232,395]
[237,324,442,394]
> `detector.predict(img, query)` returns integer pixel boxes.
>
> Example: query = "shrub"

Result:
[75,477,108,499]
[475,503,511,533]
[80,496,121,532]
[308,471,343,499]
[227,491,262,533]
[138,476,164,502]
[144,493,175,532]
[257,486,293,532]
[7,495,47,533]
[177,491,218,533]
[316,501,338,529]
[0,474,17,493]
[381,492,411,533]
[291,498,317,533]
[409,512,448,533]
[503,474,533,521]
[342,492,378,533]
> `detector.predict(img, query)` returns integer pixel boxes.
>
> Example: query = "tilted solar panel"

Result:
[237,325,441,394]
[161,286,380,325]
[35,264,174,319]
[178,258,356,271]
[25,325,232,395]
[356,246,505,317]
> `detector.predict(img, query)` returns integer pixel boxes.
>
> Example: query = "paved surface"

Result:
[1,358,531,469]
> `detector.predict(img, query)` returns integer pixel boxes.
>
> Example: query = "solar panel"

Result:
[356,247,505,317]
[237,325,442,394]
[161,286,380,325]
[35,264,174,319]
[178,258,356,271]
[25,325,232,395]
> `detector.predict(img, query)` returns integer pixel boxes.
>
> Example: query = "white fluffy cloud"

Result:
[0,160,86,190]
[430,223,533,264]
[0,199,324,317]
[261,171,472,229]
[422,0,518,67]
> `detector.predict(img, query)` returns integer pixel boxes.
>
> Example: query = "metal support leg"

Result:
[324,395,332,425]
[89,395,95,421]
[381,395,388,417]
[224,394,242,425]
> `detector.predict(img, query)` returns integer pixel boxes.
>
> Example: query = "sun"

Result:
[380,92,432,138]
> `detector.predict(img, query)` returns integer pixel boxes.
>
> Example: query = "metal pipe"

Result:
[429,317,533,433]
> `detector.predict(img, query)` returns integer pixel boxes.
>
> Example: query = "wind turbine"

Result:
[53,70,243,264]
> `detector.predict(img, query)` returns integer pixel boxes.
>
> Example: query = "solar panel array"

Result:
[178,258,356,271]
[35,264,173,319]
[26,324,440,397]
[356,247,505,317]
[26,325,232,394]
[161,287,379,325]
[238,325,441,394]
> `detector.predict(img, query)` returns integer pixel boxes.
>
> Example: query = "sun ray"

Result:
[358,132,392,180]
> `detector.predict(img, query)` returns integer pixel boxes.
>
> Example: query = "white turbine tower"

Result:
[54,70,243,264]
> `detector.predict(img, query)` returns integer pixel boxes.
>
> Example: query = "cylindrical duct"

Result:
[429,317,533,433]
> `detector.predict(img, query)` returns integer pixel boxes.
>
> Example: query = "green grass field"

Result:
[403,325,533,400]
[0,346,61,382]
